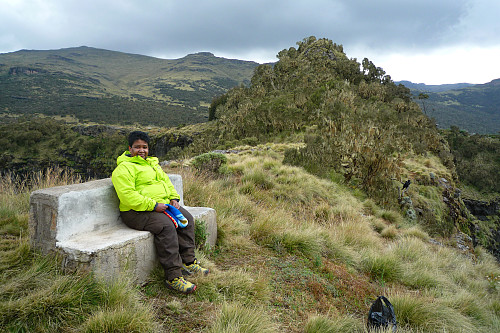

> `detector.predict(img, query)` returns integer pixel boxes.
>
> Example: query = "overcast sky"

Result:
[1,0,499,85]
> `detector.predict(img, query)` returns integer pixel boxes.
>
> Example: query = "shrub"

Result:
[164,146,183,160]
[191,152,228,174]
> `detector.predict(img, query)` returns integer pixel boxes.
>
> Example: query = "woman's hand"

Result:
[169,200,180,209]
[154,203,168,212]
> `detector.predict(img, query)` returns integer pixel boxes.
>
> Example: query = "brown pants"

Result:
[120,206,196,281]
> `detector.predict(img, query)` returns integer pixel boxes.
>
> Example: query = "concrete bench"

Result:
[28,175,216,285]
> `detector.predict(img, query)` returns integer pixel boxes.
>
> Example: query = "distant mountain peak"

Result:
[193,52,215,57]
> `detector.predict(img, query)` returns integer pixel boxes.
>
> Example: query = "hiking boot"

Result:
[182,259,210,276]
[165,276,196,294]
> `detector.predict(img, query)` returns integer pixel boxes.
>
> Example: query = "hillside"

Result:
[402,80,500,134]
[1,147,499,332]
[0,46,259,126]
[396,81,473,93]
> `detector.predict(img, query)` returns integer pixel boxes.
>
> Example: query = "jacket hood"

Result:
[116,150,159,166]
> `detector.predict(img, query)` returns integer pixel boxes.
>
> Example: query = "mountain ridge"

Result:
[1,46,499,133]
[395,80,474,92]
[0,46,260,127]
[397,80,500,133]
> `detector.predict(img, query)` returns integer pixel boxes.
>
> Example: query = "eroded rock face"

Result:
[464,198,500,261]
[151,133,193,158]
[71,125,127,137]
[463,199,500,221]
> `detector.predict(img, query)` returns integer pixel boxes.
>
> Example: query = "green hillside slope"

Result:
[408,80,500,134]
[0,46,259,126]
[396,81,473,93]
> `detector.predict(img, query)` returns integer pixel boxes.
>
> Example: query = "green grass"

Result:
[1,147,499,332]
[304,315,364,333]
[209,302,277,333]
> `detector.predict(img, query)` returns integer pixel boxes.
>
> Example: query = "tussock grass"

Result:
[376,209,403,225]
[321,231,358,264]
[249,208,288,243]
[369,216,388,233]
[333,218,382,251]
[279,226,325,258]
[362,198,378,216]
[194,268,270,305]
[400,226,429,241]
[391,293,478,332]
[1,273,101,329]
[250,209,325,258]
[359,252,403,284]
[442,291,496,328]
[392,237,431,263]
[304,314,364,333]
[78,306,159,333]
[380,225,399,239]
[209,302,277,333]
[403,154,453,182]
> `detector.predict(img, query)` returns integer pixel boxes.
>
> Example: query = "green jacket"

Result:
[111,151,180,212]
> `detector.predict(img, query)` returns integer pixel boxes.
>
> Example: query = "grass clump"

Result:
[376,209,403,225]
[304,314,363,333]
[391,293,478,332]
[359,252,403,284]
[194,268,270,305]
[380,225,399,239]
[209,302,277,333]
[78,306,158,333]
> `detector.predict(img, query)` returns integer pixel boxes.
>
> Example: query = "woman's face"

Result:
[129,139,149,159]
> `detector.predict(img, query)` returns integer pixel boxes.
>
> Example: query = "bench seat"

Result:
[29,176,216,284]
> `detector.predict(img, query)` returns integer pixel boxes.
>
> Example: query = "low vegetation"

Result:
[1,148,499,332]
[411,79,500,134]
[442,126,500,195]
[0,118,127,178]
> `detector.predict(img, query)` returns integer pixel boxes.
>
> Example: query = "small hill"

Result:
[0,46,259,126]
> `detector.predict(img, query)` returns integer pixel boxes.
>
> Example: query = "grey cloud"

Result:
[1,0,498,62]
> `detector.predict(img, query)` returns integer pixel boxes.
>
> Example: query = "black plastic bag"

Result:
[367,296,397,331]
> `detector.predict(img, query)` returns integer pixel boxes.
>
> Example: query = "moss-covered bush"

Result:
[191,152,228,174]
